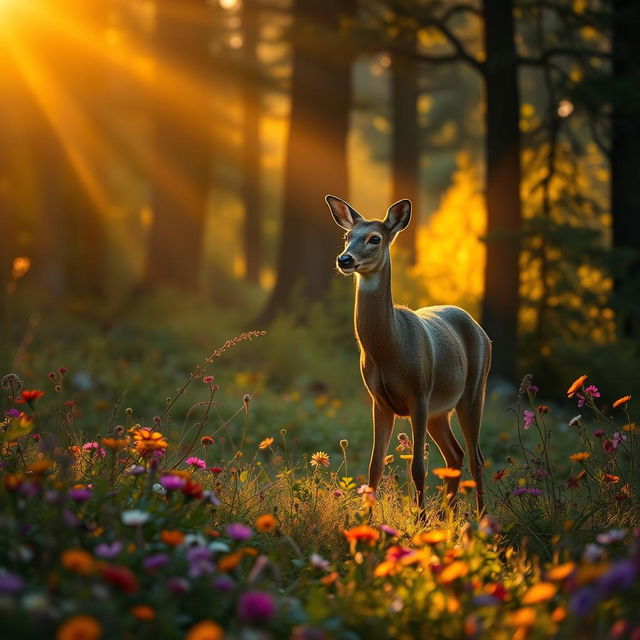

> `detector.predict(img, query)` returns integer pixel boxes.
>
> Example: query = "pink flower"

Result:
[523,410,535,430]
[237,591,276,623]
[185,456,206,469]
[82,442,106,458]
[577,385,600,408]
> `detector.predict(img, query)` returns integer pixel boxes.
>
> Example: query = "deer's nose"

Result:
[337,254,355,268]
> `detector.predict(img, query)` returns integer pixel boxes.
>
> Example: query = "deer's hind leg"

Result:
[427,412,464,506]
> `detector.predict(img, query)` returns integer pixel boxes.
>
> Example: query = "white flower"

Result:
[568,415,582,427]
[309,553,330,570]
[208,541,230,553]
[152,483,167,496]
[183,533,206,548]
[121,509,151,526]
[596,529,626,545]
[582,543,605,563]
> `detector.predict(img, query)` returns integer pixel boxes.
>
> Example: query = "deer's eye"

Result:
[368,235,381,245]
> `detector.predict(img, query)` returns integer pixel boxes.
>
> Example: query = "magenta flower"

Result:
[225,523,253,541]
[380,524,400,537]
[5,408,20,418]
[185,456,206,470]
[237,590,277,623]
[69,487,92,501]
[82,442,106,458]
[523,410,535,430]
[0,572,24,594]
[592,429,605,438]
[577,385,600,408]
[512,487,542,497]
[144,553,171,571]
[159,475,186,491]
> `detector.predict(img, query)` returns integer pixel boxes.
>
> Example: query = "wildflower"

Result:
[143,553,170,571]
[567,470,586,489]
[622,422,635,432]
[82,442,106,457]
[159,474,186,491]
[492,469,508,481]
[201,436,214,446]
[256,514,277,533]
[310,553,330,570]
[384,454,394,465]
[0,572,25,594]
[212,575,235,592]
[121,510,151,526]
[567,375,587,398]
[209,467,223,474]
[592,429,605,438]
[432,467,461,479]
[597,560,636,596]
[94,541,122,559]
[596,529,626,545]
[356,484,371,494]
[100,564,139,593]
[343,525,379,545]
[186,456,206,470]
[258,437,274,450]
[569,452,590,462]
[186,545,215,578]
[185,620,224,640]
[56,615,102,640]
[612,395,631,408]
[582,544,606,563]
[131,605,155,621]
[126,465,146,475]
[577,385,600,408]
[310,451,330,467]
[396,433,412,451]
[512,487,542,497]
[27,460,53,476]
[69,485,93,502]
[181,480,204,500]
[439,561,468,584]
[202,376,215,384]
[569,587,597,616]
[568,415,582,427]
[5,408,20,418]
[414,529,450,545]
[612,432,627,448]
[226,523,253,541]
[61,549,94,575]
[16,390,45,405]
[523,409,535,430]
[131,427,168,455]
[603,440,615,454]
[218,552,242,572]
[238,590,277,623]
[508,607,536,628]
[522,582,557,604]
[161,530,185,546]
[478,515,502,536]
[101,437,130,450]
[546,562,576,581]
[380,524,401,537]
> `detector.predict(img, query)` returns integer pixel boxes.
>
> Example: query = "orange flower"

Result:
[255,514,277,532]
[603,473,620,484]
[438,560,468,584]
[343,525,379,545]
[4,472,24,491]
[373,560,397,577]
[131,605,155,621]
[320,571,339,586]
[432,467,461,479]
[546,562,576,581]
[258,437,274,450]
[161,530,185,546]
[132,427,168,455]
[185,620,224,640]
[310,451,330,467]
[459,480,476,493]
[492,468,508,481]
[61,549,94,575]
[181,479,203,499]
[413,529,450,545]
[28,460,53,475]
[508,607,536,628]
[612,395,631,408]
[200,436,214,446]
[101,437,130,450]
[218,552,242,572]
[16,389,45,404]
[522,582,557,604]
[567,375,587,398]
[56,615,102,640]
[569,452,590,462]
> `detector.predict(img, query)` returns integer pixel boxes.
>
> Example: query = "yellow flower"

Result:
[384,454,394,465]
[310,451,330,467]
[612,395,631,408]
[132,427,168,455]
[258,437,274,450]
[567,375,587,398]
[569,452,590,462]
[56,615,102,640]
[522,582,557,604]
[185,620,224,640]
[255,514,277,532]
[432,467,461,479]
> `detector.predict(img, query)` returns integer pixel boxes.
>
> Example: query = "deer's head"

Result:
[325,196,411,276]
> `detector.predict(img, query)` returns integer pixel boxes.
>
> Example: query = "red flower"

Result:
[100,564,139,593]
[16,390,45,404]
[181,480,204,500]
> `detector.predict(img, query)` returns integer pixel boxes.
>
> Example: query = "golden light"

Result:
[219,0,240,9]
[557,99,574,118]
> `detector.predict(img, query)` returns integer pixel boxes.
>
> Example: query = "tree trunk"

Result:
[480,0,522,382]
[611,0,640,339]
[143,0,214,290]
[258,0,356,322]
[391,11,419,264]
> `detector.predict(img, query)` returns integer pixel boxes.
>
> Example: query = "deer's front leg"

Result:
[368,401,394,492]
[410,399,429,511]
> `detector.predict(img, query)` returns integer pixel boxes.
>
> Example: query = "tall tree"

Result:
[241,0,263,285]
[143,0,216,290]
[611,0,640,340]
[479,0,522,381]
[258,0,357,322]
[390,2,420,265]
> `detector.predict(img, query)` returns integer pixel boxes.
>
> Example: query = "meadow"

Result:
[1,292,638,640]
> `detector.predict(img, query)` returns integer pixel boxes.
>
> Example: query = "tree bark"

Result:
[241,0,263,285]
[258,0,356,322]
[480,0,522,382]
[143,0,215,290]
[611,0,640,339]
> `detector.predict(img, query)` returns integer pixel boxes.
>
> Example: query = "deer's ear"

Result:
[325,195,363,230]
[384,199,411,234]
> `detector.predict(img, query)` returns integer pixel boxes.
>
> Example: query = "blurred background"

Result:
[0,0,639,462]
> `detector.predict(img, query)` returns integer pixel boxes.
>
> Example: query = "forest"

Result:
[0,1,639,639]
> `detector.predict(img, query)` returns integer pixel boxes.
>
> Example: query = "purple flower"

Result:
[523,410,535,430]
[69,487,92,501]
[159,475,186,491]
[0,572,25,594]
[186,545,215,578]
[592,429,605,438]
[5,409,20,418]
[569,587,597,616]
[512,487,542,497]
[527,384,539,394]
[237,590,277,623]
[94,541,123,559]
[577,386,600,408]
[379,525,400,537]
[226,523,253,541]
[126,465,146,476]
[597,560,636,596]
[212,575,235,592]
[185,456,206,470]
[144,553,171,571]
[596,529,626,545]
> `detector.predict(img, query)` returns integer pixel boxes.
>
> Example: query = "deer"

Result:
[325,195,492,517]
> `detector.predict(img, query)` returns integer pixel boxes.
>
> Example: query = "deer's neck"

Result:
[354,259,396,358]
